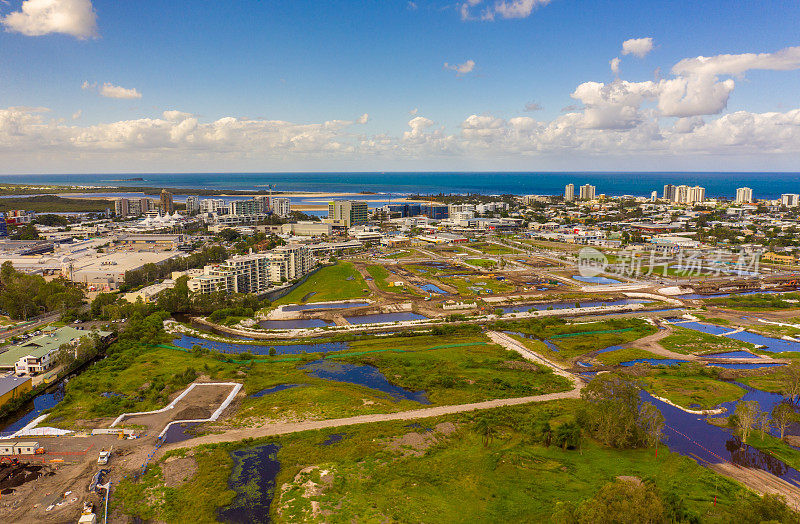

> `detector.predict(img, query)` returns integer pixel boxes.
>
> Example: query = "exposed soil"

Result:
[384,422,458,457]
[162,455,198,488]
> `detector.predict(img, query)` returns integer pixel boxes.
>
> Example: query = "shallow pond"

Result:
[218,444,281,524]
[710,362,786,370]
[344,312,428,325]
[572,275,622,285]
[171,334,349,356]
[419,284,447,294]
[676,321,800,353]
[703,350,759,359]
[162,422,201,444]
[258,319,333,329]
[620,358,688,367]
[301,360,430,404]
[250,384,303,398]
[0,384,64,435]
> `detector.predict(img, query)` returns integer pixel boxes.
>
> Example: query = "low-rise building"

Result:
[0,327,114,375]
[0,374,32,408]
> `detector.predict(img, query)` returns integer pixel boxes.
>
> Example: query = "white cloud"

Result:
[99,83,142,99]
[610,57,620,74]
[356,113,369,124]
[444,59,475,75]
[2,0,98,39]
[81,80,95,90]
[461,0,551,21]
[71,109,81,120]
[524,101,543,111]
[621,37,654,59]
[409,108,418,115]
[672,45,800,77]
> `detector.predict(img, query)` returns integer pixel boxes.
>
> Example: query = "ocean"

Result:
[0,172,798,199]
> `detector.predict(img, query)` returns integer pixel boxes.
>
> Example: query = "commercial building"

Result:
[383,203,449,220]
[564,184,575,202]
[160,189,174,214]
[736,187,754,204]
[579,184,596,200]
[187,244,313,294]
[257,222,331,237]
[0,327,113,375]
[0,374,32,408]
[200,199,227,214]
[118,234,188,251]
[781,194,800,207]
[328,200,368,227]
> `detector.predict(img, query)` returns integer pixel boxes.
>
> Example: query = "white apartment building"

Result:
[564,184,575,202]
[736,187,754,204]
[200,199,228,214]
[448,203,476,215]
[579,184,596,200]
[187,244,313,294]
[781,193,800,207]
[271,197,291,217]
[185,196,200,214]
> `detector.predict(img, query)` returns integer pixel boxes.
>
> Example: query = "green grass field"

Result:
[274,262,369,305]
[365,265,420,296]
[465,258,497,269]
[112,400,756,522]
[661,326,754,355]
[594,347,663,366]
[46,331,571,428]
[640,375,745,409]
[537,319,658,360]
[468,242,520,255]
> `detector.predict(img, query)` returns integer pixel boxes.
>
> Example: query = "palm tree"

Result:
[474,417,496,447]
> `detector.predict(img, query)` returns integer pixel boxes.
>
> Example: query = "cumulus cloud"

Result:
[672,45,800,77]
[99,83,142,99]
[409,108,418,115]
[81,80,96,90]
[2,0,98,39]
[621,37,654,59]
[444,59,475,75]
[461,0,551,21]
[610,57,620,74]
[524,101,542,111]
[356,113,369,124]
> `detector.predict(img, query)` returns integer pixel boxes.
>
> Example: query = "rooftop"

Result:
[0,327,113,368]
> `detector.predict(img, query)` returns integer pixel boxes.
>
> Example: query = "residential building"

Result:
[230,198,268,216]
[114,198,129,217]
[187,244,313,294]
[185,196,201,214]
[271,197,291,217]
[579,184,596,200]
[736,187,754,204]
[663,184,676,201]
[200,199,227,214]
[781,194,800,207]
[650,191,657,202]
[328,200,368,227]
[688,185,705,203]
[564,184,575,202]
[160,189,174,214]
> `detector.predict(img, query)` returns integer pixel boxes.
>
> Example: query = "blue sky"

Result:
[0,0,799,173]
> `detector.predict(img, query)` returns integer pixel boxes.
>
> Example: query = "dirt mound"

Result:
[384,422,458,457]
[162,456,198,488]
[174,406,211,420]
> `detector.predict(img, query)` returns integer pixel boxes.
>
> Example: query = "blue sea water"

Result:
[4,172,800,198]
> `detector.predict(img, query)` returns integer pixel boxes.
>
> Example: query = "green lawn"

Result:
[274,262,369,305]
[365,265,420,297]
[640,375,745,409]
[113,400,757,522]
[465,258,498,269]
[468,242,520,255]
[595,347,663,366]
[538,319,658,360]
[707,293,800,311]
[662,326,754,355]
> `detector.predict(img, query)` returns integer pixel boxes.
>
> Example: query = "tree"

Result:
[474,416,496,447]
[637,402,665,449]
[580,373,641,448]
[783,363,800,405]
[553,422,581,451]
[735,400,760,443]
[771,402,794,441]
[577,479,665,524]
